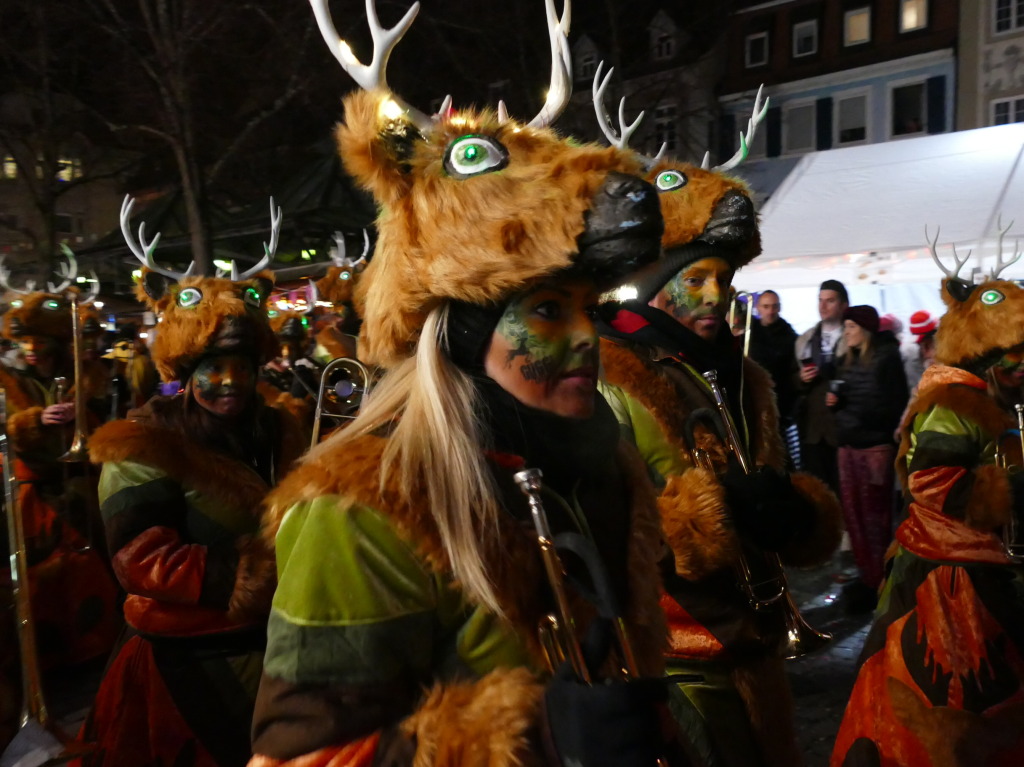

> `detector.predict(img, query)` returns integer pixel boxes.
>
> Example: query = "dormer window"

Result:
[578,53,597,81]
[655,32,675,60]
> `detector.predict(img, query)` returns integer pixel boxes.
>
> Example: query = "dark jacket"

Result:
[833,333,909,448]
[794,323,849,446]
[748,317,799,420]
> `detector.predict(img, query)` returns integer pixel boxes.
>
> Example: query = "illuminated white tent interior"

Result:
[734,122,1024,335]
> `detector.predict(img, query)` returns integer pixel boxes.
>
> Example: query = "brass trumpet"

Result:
[59,289,88,462]
[309,357,374,447]
[0,387,92,762]
[1001,404,1024,562]
[684,368,832,659]
[513,468,668,767]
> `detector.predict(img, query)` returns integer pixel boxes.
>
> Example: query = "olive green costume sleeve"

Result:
[599,380,686,488]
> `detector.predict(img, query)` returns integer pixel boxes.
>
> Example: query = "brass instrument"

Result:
[309,357,374,447]
[1002,404,1024,561]
[688,368,832,659]
[0,387,92,762]
[513,468,668,767]
[59,290,88,462]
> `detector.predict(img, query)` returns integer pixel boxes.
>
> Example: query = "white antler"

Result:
[309,0,431,131]
[120,195,195,280]
[991,215,1022,280]
[712,84,769,173]
[528,0,572,128]
[925,225,972,281]
[49,244,79,293]
[80,270,101,304]
[303,280,318,315]
[331,229,371,269]
[591,61,644,150]
[232,197,282,281]
[0,258,33,295]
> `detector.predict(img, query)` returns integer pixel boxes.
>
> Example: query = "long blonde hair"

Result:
[323,304,504,614]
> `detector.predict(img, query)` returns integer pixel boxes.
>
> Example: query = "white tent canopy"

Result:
[734,123,1024,334]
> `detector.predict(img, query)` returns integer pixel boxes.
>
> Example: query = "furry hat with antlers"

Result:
[929,221,1024,372]
[0,247,99,342]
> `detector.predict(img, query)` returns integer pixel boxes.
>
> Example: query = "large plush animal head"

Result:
[930,223,1024,373]
[590,66,765,299]
[0,247,98,342]
[314,0,664,368]
[122,196,280,382]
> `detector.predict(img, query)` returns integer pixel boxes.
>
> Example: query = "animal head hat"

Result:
[121,195,280,382]
[590,63,766,301]
[267,281,318,360]
[0,245,100,342]
[928,219,1024,373]
[313,0,664,368]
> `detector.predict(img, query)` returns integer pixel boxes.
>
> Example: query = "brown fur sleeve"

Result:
[964,463,1013,532]
[778,471,843,568]
[401,667,545,767]
[658,467,739,580]
[7,406,47,456]
[226,534,277,623]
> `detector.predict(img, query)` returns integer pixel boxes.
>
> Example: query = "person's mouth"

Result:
[559,366,597,385]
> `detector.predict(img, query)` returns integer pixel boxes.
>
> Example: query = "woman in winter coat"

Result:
[825,305,908,612]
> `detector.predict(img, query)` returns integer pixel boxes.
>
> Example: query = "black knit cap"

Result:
[820,279,849,305]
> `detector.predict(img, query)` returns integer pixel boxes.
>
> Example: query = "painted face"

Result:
[483,279,600,419]
[756,292,780,325]
[993,349,1024,388]
[843,320,869,350]
[651,256,733,341]
[819,290,847,323]
[188,354,256,418]
[18,336,59,368]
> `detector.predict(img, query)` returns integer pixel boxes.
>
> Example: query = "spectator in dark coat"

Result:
[794,279,849,492]
[749,290,799,421]
[825,305,909,613]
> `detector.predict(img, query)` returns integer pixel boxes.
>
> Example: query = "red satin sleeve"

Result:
[111,525,206,604]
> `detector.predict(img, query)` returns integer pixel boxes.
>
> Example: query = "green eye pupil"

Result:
[301,317,309,327]
[46,301,57,309]
[983,290,1002,304]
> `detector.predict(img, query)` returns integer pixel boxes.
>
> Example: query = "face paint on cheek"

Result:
[520,357,557,382]
[661,275,703,321]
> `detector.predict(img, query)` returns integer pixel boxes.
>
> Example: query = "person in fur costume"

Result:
[77,198,306,767]
[830,237,1024,767]
[258,283,321,434]
[247,2,708,765]
[0,255,120,676]
[591,82,842,767]
[310,229,369,363]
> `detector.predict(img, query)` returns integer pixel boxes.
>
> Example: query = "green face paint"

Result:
[484,280,601,419]
[655,256,733,341]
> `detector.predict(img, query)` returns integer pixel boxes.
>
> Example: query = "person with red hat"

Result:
[824,305,909,613]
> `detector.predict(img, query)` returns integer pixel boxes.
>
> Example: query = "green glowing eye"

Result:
[655,170,688,192]
[301,317,309,328]
[10,300,22,309]
[177,287,202,308]
[981,289,1005,305]
[44,300,60,310]
[244,286,261,307]
[267,309,278,318]
[340,271,351,281]
[444,135,509,178]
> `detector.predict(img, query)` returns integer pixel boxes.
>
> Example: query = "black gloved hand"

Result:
[543,668,667,766]
[721,464,814,551]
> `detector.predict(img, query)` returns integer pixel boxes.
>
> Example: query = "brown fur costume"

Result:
[2,291,73,341]
[136,271,279,382]
[343,89,652,368]
[262,432,668,764]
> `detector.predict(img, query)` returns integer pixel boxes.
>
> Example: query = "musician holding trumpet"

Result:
[598,236,843,767]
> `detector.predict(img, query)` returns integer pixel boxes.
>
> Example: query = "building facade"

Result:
[958,0,1024,129]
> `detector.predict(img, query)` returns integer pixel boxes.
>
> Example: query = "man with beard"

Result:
[598,242,842,766]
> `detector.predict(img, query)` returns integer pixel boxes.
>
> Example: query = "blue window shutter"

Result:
[927,76,946,134]
[718,113,737,165]
[816,97,833,150]
[766,105,782,157]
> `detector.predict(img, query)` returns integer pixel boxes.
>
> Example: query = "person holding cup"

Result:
[826,305,908,613]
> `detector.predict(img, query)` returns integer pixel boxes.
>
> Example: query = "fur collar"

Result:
[90,408,305,519]
[600,338,786,471]
[262,431,668,676]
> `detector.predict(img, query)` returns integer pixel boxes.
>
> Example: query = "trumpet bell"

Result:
[59,435,89,463]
